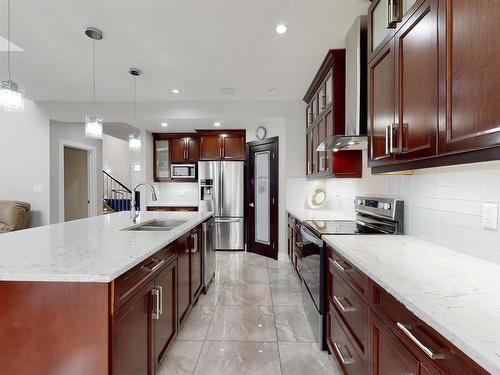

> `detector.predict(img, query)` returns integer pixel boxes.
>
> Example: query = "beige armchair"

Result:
[0,201,31,234]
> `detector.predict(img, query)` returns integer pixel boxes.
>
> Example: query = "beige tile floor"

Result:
[158,251,342,375]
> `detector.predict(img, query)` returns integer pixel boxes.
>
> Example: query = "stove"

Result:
[294,196,404,351]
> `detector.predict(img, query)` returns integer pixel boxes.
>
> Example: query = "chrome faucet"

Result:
[131,182,158,223]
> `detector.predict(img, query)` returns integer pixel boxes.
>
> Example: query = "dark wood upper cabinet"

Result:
[170,135,199,163]
[153,260,177,371]
[112,281,154,375]
[394,0,439,161]
[170,137,186,163]
[369,0,500,172]
[303,49,362,179]
[153,133,199,182]
[198,130,246,161]
[369,40,396,167]
[438,0,500,155]
[186,137,200,162]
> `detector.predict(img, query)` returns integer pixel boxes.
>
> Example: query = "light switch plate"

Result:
[482,202,498,230]
[33,184,44,193]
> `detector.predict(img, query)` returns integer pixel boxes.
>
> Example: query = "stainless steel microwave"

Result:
[171,164,196,179]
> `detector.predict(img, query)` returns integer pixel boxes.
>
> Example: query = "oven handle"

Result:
[300,225,324,247]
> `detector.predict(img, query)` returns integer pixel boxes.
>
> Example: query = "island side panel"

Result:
[0,281,110,375]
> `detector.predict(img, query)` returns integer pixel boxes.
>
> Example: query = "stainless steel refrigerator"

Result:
[198,161,245,250]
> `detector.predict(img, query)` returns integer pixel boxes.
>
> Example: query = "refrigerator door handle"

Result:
[215,218,241,223]
[220,168,223,211]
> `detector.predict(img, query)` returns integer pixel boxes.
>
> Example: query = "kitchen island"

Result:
[0,211,212,375]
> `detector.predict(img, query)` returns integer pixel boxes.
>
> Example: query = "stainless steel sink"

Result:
[125,220,188,231]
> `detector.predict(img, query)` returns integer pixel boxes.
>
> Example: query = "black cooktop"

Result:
[303,220,359,236]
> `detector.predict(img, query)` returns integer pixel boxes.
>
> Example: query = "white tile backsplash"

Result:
[287,151,500,265]
[148,182,199,206]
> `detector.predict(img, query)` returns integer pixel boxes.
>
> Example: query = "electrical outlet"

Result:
[33,184,44,193]
[482,202,498,230]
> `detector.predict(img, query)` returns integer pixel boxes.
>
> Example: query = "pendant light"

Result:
[0,0,25,112]
[128,67,141,150]
[84,27,103,139]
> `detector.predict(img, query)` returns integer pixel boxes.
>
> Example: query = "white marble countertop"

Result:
[323,234,500,374]
[148,202,199,207]
[0,211,212,283]
[287,207,353,222]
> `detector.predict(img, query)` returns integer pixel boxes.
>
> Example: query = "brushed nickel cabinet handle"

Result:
[396,322,444,360]
[333,259,350,272]
[333,295,356,313]
[385,124,391,155]
[158,286,163,316]
[152,288,160,320]
[142,259,166,273]
[333,342,354,365]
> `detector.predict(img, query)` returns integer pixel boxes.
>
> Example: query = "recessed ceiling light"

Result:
[214,122,221,127]
[268,88,277,94]
[161,122,168,127]
[171,89,180,94]
[275,24,288,34]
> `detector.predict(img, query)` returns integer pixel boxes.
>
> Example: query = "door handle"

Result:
[215,218,240,223]
[152,288,160,320]
[249,203,255,207]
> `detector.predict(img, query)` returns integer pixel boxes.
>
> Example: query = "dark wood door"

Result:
[371,313,420,375]
[438,0,500,154]
[246,137,279,260]
[112,281,154,375]
[190,227,202,302]
[176,234,191,324]
[369,40,396,167]
[222,134,246,160]
[186,137,200,162]
[170,138,186,163]
[153,260,177,371]
[394,0,439,161]
[199,135,221,160]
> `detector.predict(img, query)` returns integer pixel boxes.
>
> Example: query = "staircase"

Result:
[103,170,139,213]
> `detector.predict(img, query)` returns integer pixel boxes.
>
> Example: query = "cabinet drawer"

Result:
[328,309,367,375]
[327,246,369,301]
[113,244,176,311]
[372,283,487,375]
[329,265,369,359]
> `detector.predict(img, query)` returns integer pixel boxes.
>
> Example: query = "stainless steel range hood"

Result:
[317,15,367,152]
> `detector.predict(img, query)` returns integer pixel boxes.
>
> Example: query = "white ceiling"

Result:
[0,0,370,102]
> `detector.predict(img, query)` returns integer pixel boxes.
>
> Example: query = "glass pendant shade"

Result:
[0,80,25,112]
[129,134,141,150]
[85,115,103,139]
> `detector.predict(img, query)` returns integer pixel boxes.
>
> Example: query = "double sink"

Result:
[125,220,188,232]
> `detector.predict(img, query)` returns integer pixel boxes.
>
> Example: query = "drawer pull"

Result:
[333,295,356,313]
[396,322,444,360]
[142,259,166,273]
[333,259,350,272]
[333,342,354,365]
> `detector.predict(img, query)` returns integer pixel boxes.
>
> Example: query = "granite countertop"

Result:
[0,211,212,283]
[323,234,500,375]
[287,207,353,222]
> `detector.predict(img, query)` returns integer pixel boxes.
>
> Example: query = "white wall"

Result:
[103,134,132,189]
[0,99,50,227]
[49,122,103,224]
[288,151,500,265]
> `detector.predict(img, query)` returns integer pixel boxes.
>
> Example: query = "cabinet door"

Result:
[306,131,313,175]
[317,117,327,172]
[369,0,393,58]
[438,0,500,154]
[312,125,319,174]
[222,135,246,160]
[394,0,438,161]
[190,228,202,301]
[176,234,191,324]
[112,281,154,375]
[372,313,419,375]
[186,137,200,162]
[200,135,222,160]
[154,139,170,181]
[369,40,396,167]
[170,138,186,163]
[153,260,177,371]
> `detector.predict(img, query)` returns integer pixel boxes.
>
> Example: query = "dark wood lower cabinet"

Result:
[177,233,191,324]
[153,260,177,371]
[112,280,155,375]
[371,313,420,375]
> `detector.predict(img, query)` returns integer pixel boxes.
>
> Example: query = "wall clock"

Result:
[255,126,267,140]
